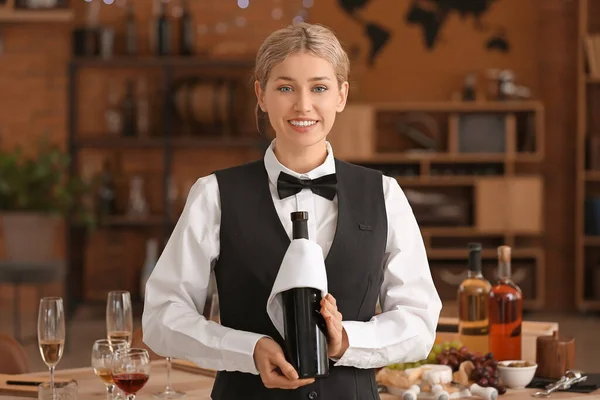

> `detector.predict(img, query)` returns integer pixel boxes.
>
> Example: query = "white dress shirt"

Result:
[142,140,442,376]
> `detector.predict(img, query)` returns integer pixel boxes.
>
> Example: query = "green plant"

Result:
[0,136,96,227]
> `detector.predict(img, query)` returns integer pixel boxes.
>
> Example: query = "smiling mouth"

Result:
[288,120,318,127]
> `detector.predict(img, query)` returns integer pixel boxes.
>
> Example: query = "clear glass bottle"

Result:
[458,242,491,354]
[489,245,523,361]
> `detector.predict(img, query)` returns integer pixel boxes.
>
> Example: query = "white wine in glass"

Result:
[38,297,65,400]
[106,291,133,347]
[92,338,128,399]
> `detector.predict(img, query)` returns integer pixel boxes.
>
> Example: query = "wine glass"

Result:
[106,291,133,347]
[37,297,65,400]
[91,339,128,399]
[152,356,186,398]
[112,348,151,400]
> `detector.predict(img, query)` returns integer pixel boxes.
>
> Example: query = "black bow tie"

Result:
[276,171,337,200]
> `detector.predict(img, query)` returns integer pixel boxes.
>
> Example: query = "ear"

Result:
[254,80,267,112]
[336,81,349,113]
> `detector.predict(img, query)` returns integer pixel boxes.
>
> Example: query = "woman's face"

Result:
[255,51,349,151]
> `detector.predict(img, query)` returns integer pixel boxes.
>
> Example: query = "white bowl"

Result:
[497,360,538,389]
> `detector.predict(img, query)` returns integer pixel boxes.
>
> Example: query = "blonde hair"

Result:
[254,22,350,89]
[253,23,350,135]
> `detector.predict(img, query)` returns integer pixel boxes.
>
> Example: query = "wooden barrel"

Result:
[173,79,240,133]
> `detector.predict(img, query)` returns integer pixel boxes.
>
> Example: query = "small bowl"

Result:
[497,360,538,389]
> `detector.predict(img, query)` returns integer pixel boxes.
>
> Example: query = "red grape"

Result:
[478,377,489,387]
[497,385,507,395]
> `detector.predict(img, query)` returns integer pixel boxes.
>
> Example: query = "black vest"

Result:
[212,159,387,400]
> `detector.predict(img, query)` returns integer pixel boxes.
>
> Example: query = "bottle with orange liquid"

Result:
[489,245,523,361]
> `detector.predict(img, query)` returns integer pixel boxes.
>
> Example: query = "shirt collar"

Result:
[264,139,336,187]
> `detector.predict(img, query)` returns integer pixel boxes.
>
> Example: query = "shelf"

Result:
[397,176,499,186]
[351,152,541,164]
[427,248,541,260]
[171,136,268,149]
[583,236,600,246]
[421,227,539,236]
[585,170,600,181]
[70,57,255,69]
[75,136,267,149]
[100,215,165,227]
[0,8,73,22]
[358,100,544,113]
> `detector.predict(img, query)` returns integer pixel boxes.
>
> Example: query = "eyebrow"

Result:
[275,76,331,82]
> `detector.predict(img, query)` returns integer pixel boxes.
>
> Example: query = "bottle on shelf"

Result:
[96,159,117,222]
[124,1,137,56]
[153,0,171,56]
[489,245,523,361]
[120,79,137,137]
[179,0,193,56]
[458,242,492,354]
[281,211,329,379]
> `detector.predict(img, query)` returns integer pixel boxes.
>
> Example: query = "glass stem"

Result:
[50,366,55,400]
[166,356,172,390]
[126,395,135,400]
[107,384,114,400]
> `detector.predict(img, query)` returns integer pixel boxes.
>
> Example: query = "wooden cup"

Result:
[535,330,575,379]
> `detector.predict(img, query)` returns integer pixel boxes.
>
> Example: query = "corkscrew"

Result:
[532,370,587,398]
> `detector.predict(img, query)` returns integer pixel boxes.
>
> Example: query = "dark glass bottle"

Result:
[124,1,137,56]
[96,159,117,221]
[282,211,329,379]
[120,79,137,137]
[179,0,193,56]
[155,0,171,56]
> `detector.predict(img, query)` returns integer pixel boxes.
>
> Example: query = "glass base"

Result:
[152,388,186,399]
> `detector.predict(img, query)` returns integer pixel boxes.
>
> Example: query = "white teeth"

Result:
[289,120,317,127]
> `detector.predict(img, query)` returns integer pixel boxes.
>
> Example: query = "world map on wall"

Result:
[338,0,510,66]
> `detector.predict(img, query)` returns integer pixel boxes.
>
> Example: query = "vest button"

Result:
[308,391,318,399]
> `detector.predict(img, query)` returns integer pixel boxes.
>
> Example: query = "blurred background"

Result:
[0,0,598,376]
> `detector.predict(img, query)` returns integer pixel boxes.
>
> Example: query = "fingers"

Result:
[273,353,298,380]
[262,353,315,390]
[263,370,315,390]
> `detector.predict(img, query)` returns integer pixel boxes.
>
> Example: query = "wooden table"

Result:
[0,360,596,399]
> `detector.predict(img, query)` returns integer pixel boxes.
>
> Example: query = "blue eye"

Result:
[277,86,292,92]
[313,86,327,93]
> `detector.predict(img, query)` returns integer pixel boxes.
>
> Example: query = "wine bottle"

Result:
[282,211,329,378]
[179,0,193,56]
[120,79,137,137]
[124,1,137,56]
[458,243,491,354]
[154,0,171,56]
[489,245,523,361]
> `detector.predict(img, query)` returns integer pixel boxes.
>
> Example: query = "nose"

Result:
[293,90,312,112]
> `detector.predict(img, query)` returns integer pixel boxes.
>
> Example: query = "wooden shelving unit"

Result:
[575,0,600,311]
[0,0,73,23]
[66,56,267,309]
[329,100,546,310]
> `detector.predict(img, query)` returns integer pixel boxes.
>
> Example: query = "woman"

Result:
[142,22,442,400]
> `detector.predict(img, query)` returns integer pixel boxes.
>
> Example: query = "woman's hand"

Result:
[320,293,349,358]
[253,337,315,390]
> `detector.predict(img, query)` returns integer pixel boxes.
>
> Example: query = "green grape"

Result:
[450,340,462,349]
[427,352,437,362]
[442,342,452,350]
[432,344,443,354]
